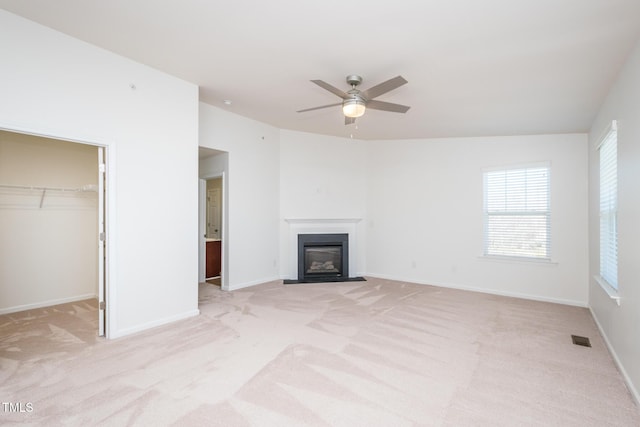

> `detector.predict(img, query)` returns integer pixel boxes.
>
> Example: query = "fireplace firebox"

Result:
[297,233,348,282]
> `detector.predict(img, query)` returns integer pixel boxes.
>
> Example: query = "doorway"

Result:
[198,147,228,291]
[204,177,222,283]
[0,129,108,337]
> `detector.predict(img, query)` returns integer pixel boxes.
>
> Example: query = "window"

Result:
[599,121,618,289]
[483,164,550,260]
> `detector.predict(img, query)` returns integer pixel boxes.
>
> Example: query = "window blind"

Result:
[483,165,550,259]
[599,123,618,289]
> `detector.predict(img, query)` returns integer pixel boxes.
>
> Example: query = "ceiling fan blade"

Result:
[311,80,349,99]
[366,99,411,113]
[361,75,408,100]
[345,116,356,125]
[297,102,342,113]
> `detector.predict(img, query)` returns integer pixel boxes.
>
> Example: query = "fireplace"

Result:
[297,233,348,282]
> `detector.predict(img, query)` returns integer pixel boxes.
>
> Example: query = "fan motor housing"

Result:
[346,75,363,87]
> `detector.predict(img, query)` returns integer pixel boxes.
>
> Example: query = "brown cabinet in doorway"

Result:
[206,240,221,278]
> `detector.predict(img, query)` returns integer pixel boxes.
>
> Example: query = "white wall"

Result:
[0,11,200,337]
[199,103,280,290]
[588,38,640,402]
[367,134,589,306]
[279,130,368,278]
[0,132,97,313]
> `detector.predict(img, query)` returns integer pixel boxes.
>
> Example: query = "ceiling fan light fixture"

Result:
[298,75,408,124]
[342,97,366,118]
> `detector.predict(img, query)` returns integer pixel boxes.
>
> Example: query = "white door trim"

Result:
[0,121,116,339]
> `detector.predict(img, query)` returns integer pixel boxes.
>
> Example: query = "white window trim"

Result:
[482,162,552,263]
[596,119,620,305]
[596,120,617,150]
[594,275,621,306]
[482,161,549,173]
[478,254,558,266]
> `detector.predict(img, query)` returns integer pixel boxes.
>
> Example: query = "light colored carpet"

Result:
[1,277,638,426]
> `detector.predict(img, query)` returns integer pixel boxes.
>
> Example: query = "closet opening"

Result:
[0,129,108,337]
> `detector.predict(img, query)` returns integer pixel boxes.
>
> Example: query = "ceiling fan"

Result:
[297,75,410,125]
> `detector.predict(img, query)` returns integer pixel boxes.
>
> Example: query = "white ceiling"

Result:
[2,0,640,140]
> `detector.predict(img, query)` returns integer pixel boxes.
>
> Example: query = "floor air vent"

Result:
[571,335,591,347]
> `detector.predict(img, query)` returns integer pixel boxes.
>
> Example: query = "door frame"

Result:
[97,146,106,336]
[0,121,115,338]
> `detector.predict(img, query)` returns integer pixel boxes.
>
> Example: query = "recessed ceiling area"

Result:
[1,0,639,140]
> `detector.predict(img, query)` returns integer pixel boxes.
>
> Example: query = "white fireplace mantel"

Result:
[284,218,362,225]
[284,218,362,280]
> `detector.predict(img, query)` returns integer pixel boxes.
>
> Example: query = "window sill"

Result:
[594,275,620,306]
[478,255,558,266]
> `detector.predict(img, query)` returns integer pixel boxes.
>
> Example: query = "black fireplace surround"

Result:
[297,233,348,282]
[282,232,366,284]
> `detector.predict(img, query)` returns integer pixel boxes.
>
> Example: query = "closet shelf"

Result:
[0,184,98,209]
[0,183,98,192]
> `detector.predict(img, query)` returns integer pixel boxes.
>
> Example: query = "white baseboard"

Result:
[0,293,97,315]
[365,273,588,307]
[232,271,587,307]
[227,276,281,291]
[110,309,200,339]
[589,307,640,406]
